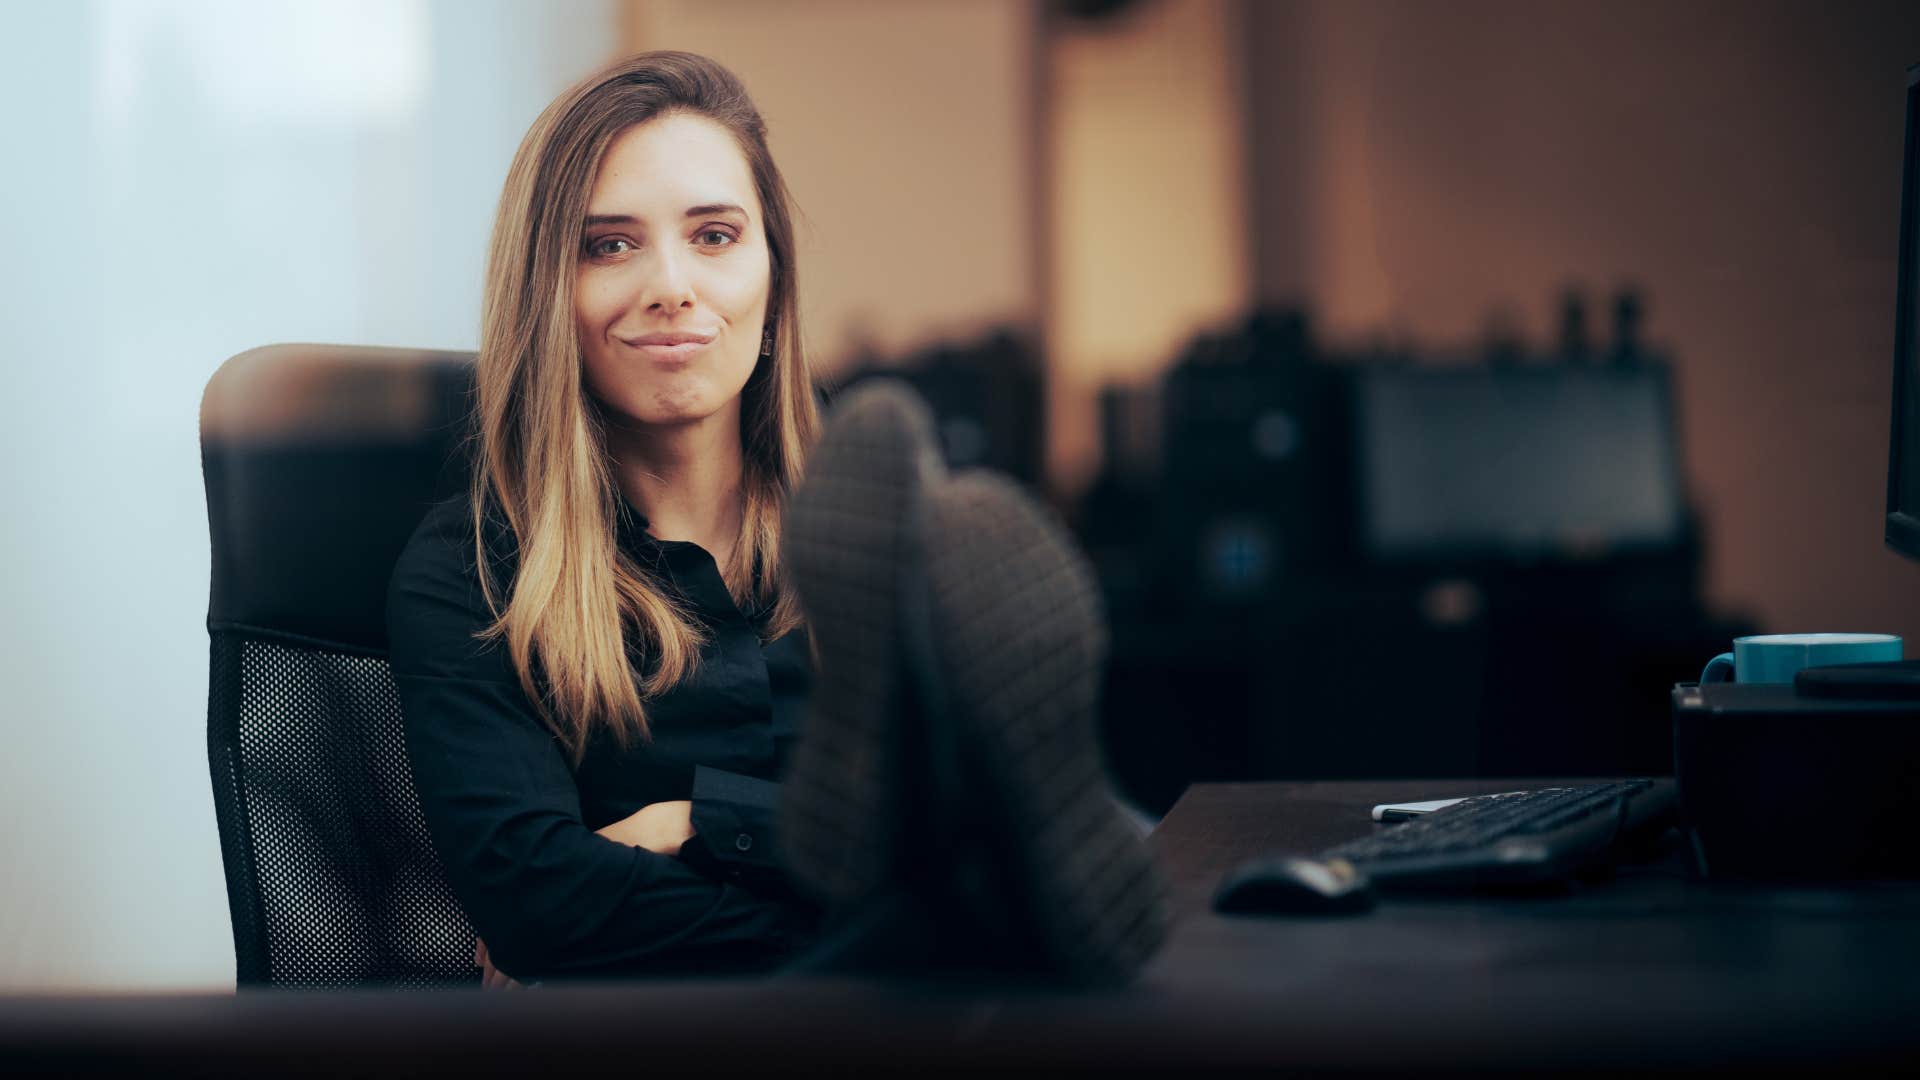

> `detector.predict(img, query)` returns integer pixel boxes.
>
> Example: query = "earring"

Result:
[760,329,774,358]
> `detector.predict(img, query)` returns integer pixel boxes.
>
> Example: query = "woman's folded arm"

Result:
[385,528,819,981]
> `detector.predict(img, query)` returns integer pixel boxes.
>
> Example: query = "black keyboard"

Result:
[1317,779,1677,890]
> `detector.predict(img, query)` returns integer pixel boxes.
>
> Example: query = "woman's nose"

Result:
[637,248,696,313]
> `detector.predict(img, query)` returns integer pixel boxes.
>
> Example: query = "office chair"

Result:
[200,344,478,987]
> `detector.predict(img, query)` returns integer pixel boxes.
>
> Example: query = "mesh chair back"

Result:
[201,344,478,987]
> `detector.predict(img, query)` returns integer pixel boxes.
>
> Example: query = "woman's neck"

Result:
[603,407,746,566]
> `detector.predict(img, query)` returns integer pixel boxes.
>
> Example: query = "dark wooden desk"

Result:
[6,780,1919,1071]
[1144,779,1920,1066]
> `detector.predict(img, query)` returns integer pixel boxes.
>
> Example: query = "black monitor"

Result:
[1357,365,1685,564]
[1802,63,1920,701]
[1886,64,1920,559]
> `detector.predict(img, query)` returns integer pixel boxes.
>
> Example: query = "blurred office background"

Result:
[4,0,1919,991]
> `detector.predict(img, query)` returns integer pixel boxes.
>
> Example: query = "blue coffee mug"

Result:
[1699,633,1903,685]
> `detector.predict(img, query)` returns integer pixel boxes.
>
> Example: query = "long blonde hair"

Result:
[469,51,817,763]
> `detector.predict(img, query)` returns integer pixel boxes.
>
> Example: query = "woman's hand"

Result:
[474,937,524,991]
[596,800,696,856]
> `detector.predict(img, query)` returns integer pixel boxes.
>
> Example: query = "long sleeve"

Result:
[682,765,791,894]
[385,507,821,982]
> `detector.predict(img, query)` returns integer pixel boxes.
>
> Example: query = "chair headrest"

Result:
[201,344,477,652]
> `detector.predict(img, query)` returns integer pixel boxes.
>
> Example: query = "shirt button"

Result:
[735,833,754,852]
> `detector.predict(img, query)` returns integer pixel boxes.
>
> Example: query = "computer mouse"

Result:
[1212,855,1378,915]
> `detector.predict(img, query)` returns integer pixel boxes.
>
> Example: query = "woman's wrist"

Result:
[596,800,695,856]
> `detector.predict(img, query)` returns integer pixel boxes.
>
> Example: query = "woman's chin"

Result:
[588,366,752,432]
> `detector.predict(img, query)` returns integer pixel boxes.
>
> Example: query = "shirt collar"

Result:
[614,495,653,549]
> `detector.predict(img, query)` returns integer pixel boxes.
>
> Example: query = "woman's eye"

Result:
[697,229,736,247]
[586,237,632,258]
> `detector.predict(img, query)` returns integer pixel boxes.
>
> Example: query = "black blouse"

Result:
[385,494,826,982]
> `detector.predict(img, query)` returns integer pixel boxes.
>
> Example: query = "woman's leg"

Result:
[777,382,1170,986]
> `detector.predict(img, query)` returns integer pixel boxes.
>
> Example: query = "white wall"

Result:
[0,0,615,992]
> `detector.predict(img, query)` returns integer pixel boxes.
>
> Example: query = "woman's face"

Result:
[575,112,770,431]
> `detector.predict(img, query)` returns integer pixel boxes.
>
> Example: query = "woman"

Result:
[386,51,823,986]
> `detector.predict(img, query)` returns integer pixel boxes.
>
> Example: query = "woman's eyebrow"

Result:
[583,204,748,227]
[683,203,748,219]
